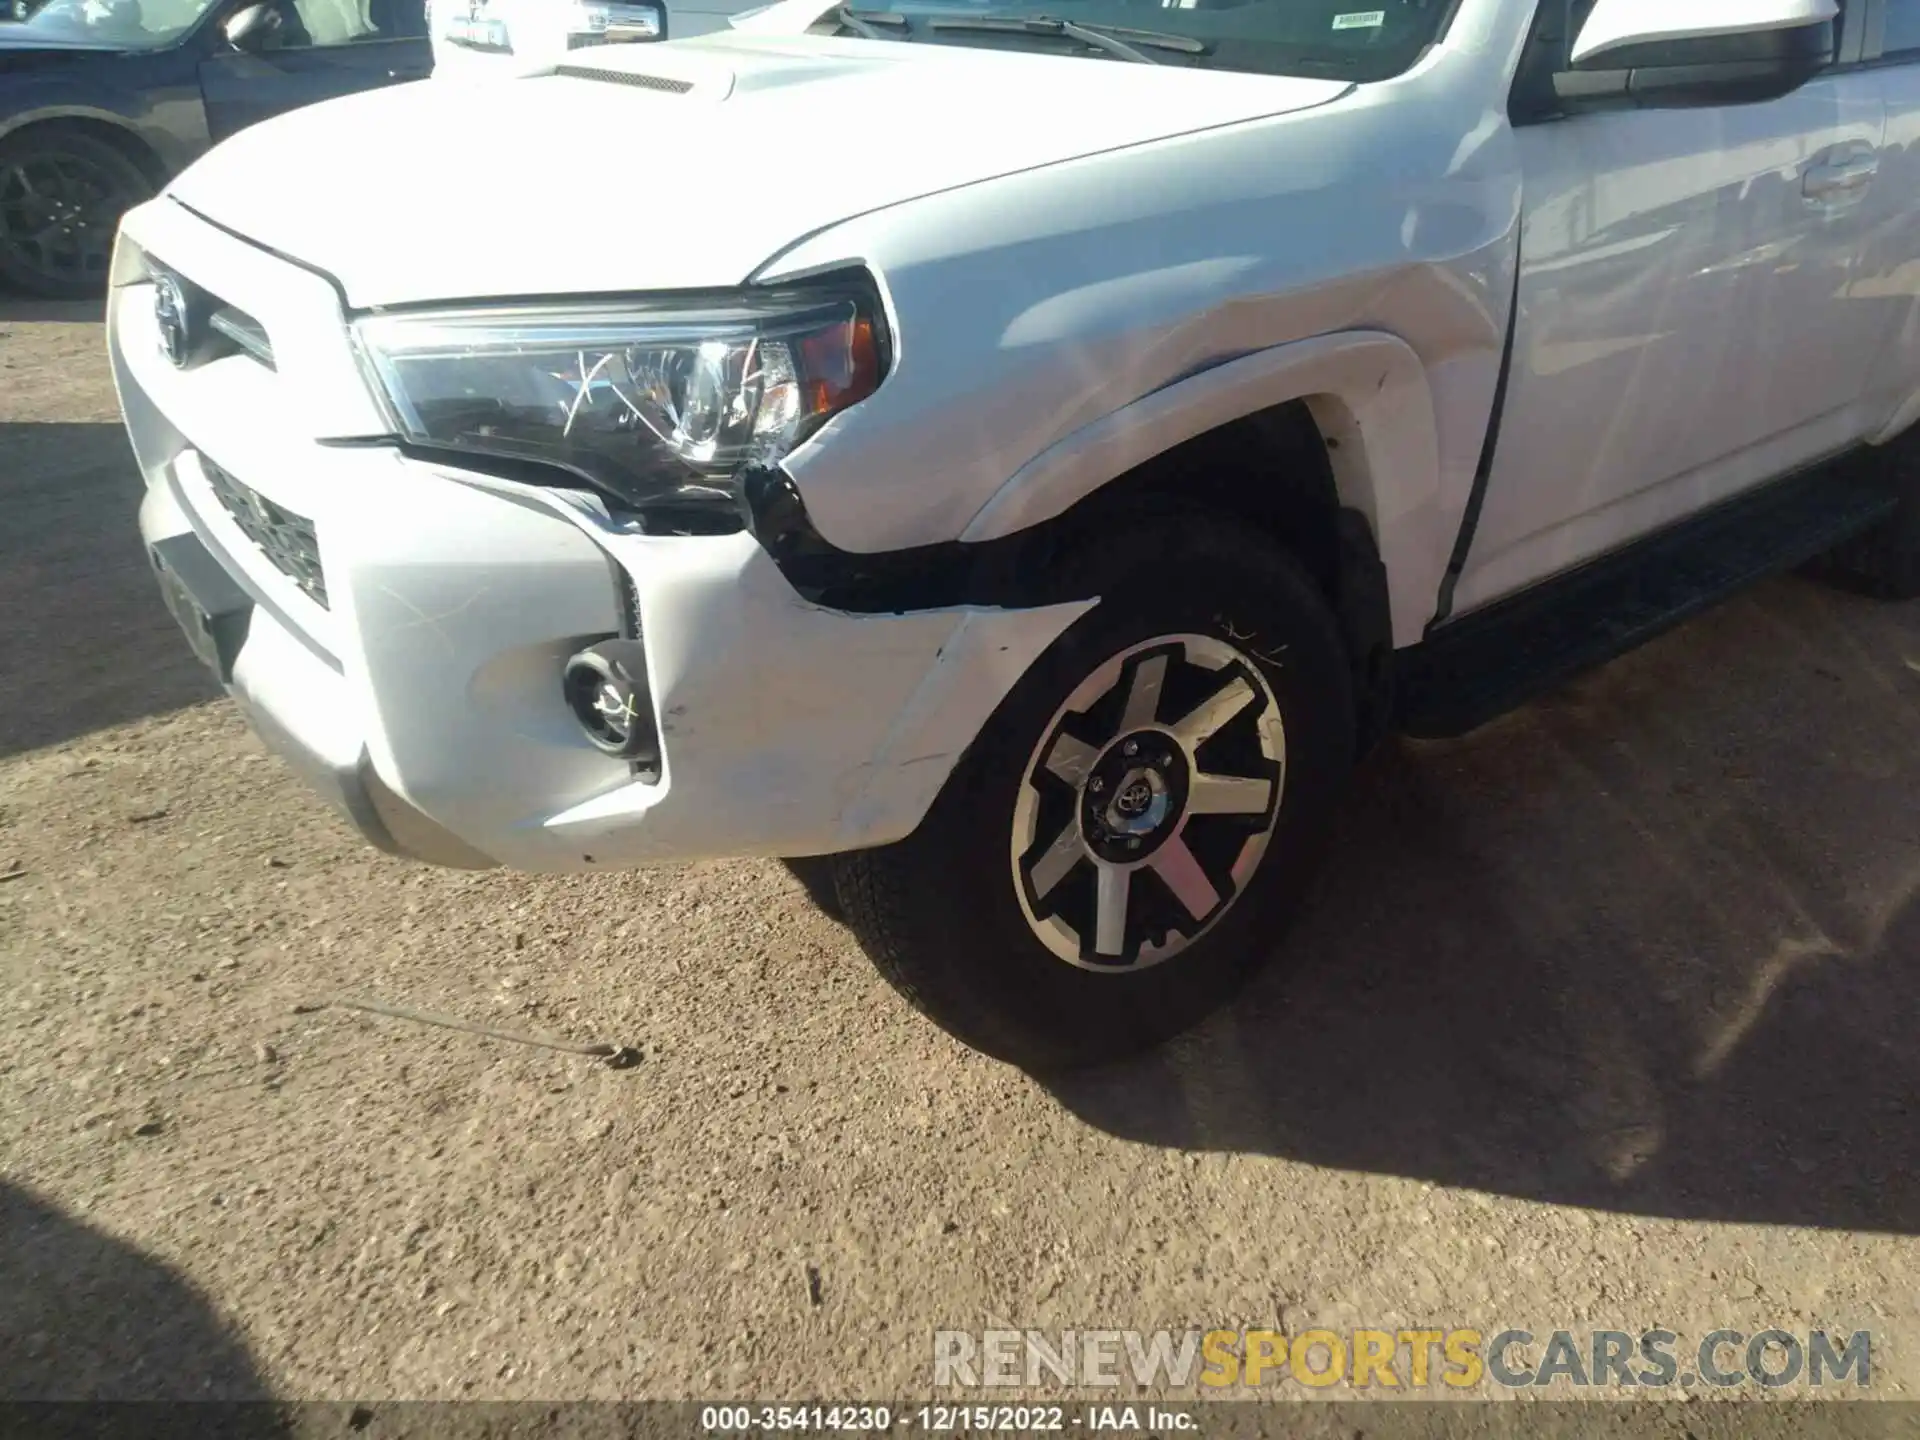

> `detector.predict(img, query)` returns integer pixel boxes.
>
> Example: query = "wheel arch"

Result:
[958,329,1447,653]
[0,109,171,186]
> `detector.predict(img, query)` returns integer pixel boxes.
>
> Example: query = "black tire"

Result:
[780,856,846,924]
[1811,437,1920,600]
[833,518,1356,1072]
[0,126,155,300]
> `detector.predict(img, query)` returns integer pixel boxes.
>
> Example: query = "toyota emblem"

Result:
[153,270,190,368]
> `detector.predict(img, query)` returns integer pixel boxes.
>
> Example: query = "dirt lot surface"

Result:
[3,294,1919,1411]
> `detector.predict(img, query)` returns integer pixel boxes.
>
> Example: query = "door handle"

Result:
[1804,149,1880,199]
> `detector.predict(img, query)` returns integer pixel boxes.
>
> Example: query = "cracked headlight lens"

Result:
[352,282,885,523]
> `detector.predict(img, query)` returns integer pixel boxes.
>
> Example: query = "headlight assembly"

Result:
[351,277,887,526]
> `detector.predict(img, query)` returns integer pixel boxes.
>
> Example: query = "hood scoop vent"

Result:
[542,43,737,98]
[551,64,694,93]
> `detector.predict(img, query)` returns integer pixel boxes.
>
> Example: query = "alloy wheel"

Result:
[0,149,132,292]
[1010,633,1286,972]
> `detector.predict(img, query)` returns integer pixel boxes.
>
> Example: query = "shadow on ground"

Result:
[0,296,107,325]
[0,1180,278,1407]
[0,421,217,759]
[1051,577,1920,1235]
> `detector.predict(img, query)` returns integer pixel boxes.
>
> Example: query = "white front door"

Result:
[1453,0,1888,616]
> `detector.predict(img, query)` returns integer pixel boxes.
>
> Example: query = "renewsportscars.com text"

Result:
[932,1327,1872,1392]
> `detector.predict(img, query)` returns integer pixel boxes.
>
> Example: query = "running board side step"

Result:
[1394,457,1900,740]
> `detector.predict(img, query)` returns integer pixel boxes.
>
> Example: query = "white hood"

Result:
[165,32,1347,309]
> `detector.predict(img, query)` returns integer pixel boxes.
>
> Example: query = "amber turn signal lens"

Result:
[797,313,882,419]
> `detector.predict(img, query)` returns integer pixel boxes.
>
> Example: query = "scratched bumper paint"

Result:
[128,433,1090,872]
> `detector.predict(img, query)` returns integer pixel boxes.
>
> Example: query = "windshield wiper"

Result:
[925,13,1206,63]
[830,5,909,39]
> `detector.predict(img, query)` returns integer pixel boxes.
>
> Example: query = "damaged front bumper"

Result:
[111,196,1091,873]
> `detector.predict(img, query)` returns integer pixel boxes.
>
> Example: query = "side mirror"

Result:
[223,1,280,49]
[1556,0,1838,110]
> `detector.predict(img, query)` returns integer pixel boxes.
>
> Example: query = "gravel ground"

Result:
[2,294,1918,1411]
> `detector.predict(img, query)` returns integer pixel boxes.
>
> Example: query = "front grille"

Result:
[200,457,328,609]
[150,262,275,370]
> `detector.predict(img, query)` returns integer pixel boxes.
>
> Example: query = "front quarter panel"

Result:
[765,46,1526,648]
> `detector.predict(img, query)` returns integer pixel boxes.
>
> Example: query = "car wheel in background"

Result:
[0,126,155,300]
[833,517,1357,1072]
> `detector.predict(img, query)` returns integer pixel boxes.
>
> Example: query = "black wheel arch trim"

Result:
[741,464,1395,750]
[741,464,1059,613]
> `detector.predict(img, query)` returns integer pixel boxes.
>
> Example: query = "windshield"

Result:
[787,0,1460,81]
[12,0,220,47]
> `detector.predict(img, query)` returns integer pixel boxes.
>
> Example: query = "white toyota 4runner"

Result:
[111,0,1920,1070]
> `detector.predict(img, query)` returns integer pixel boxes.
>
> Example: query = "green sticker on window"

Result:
[1332,10,1385,28]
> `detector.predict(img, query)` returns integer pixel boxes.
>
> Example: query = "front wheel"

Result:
[833,519,1357,1072]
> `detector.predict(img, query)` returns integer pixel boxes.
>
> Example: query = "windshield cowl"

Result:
[732,0,1452,81]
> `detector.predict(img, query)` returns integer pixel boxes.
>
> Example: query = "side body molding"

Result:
[958,330,1446,649]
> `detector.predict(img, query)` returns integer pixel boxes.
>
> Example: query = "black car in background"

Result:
[0,0,428,296]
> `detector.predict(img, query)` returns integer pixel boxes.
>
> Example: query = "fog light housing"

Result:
[563,639,659,764]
